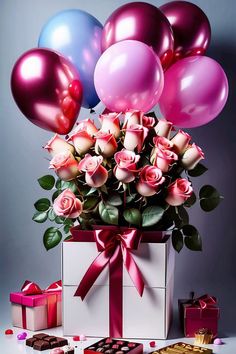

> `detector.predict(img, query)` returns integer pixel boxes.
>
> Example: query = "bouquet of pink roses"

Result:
[33,111,222,252]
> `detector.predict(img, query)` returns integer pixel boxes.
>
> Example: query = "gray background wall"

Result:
[0,0,235,336]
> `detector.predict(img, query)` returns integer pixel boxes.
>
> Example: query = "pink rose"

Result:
[136,165,165,196]
[171,130,191,154]
[165,178,193,206]
[123,124,149,152]
[154,120,173,138]
[95,131,118,157]
[53,189,83,218]
[124,110,155,129]
[44,134,74,156]
[67,130,95,155]
[114,150,140,183]
[74,119,98,136]
[49,151,79,181]
[153,136,174,150]
[78,154,108,188]
[152,147,178,172]
[181,143,205,170]
[100,112,121,138]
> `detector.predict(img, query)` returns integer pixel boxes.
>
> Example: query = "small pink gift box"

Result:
[10,280,62,331]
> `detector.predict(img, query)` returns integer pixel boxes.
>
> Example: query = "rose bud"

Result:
[153,136,174,150]
[165,178,193,206]
[49,151,79,181]
[100,112,121,138]
[123,124,149,152]
[44,134,74,156]
[171,130,191,154]
[114,150,140,183]
[124,110,155,129]
[152,147,178,173]
[74,118,98,136]
[53,189,83,218]
[154,120,173,138]
[181,143,205,170]
[136,165,165,197]
[78,154,108,188]
[95,131,118,157]
[67,130,95,155]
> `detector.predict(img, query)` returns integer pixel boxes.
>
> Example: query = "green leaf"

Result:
[188,163,208,177]
[64,235,72,241]
[107,193,122,206]
[100,184,108,194]
[64,224,72,234]
[177,206,189,226]
[172,229,184,253]
[182,224,202,251]
[184,192,197,208]
[142,206,165,227]
[182,224,198,237]
[199,185,222,212]
[38,175,55,190]
[123,208,141,227]
[52,190,62,202]
[126,193,137,204]
[84,196,99,210]
[32,211,48,223]
[55,216,65,224]
[85,187,97,196]
[43,227,62,250]
[48,208,57,221]
[98,201,119,225]
[34,198,50,212]
[56,179,78,193]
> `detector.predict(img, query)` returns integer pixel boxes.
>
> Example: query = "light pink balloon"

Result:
[94,40,164,112]
[159,56,228,128]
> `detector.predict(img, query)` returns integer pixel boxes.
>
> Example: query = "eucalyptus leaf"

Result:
[199,185,222,212]
[172,229,184,253]
[38,175,55,190]
[32,211,48,223]
[123,208,141,227]
[142,206,165,227]
[34,198,50,212]
[43,227,62,250]
[98,201,119,225]
[188,163,208,177]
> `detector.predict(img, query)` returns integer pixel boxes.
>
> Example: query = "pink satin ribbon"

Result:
[74,228,145,337]
[20,280,61,329]
[193,294,217,309]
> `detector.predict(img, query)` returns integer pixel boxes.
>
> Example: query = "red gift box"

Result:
[178,293,220,337]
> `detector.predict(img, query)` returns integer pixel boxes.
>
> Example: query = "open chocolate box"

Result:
[84,338,143,354]
[149,342,212,354]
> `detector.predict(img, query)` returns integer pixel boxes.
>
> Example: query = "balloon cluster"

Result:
[11,1,228,134]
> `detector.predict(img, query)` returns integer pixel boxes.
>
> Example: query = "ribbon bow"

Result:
[187,292,217,309]
[21,280,62,296]
[74,228,144,299]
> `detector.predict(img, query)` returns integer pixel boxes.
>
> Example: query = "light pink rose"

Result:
[153,136,174,150]
[53,189,83,218]
[136,165,165,197]
[124,110,155,129]
[78,154,108,188]
[74,119,98,136]
[165,178,193,206]
[44,134,74,156]
[95,131,118,157]
[100,112,121,138]
[181,143,205,170]
[114,150,140,183]
[171,130,191,154]
[67,130,95,155]
[49,151,79,181]
[123,124,149,152]
[152,147,178,172]
[154,120,173,138]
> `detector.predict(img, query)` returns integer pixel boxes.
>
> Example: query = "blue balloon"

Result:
[38,9,103,108]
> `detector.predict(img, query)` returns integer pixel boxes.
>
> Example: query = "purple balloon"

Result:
[160,1,211,62]
[159,56,228,128]
[94,40,164,113]
[102,2,174,69]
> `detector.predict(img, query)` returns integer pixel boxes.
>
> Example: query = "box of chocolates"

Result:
[10,280,62,331]
[62,227,175,339]
[84,337,143,354]
[149,342,212,354]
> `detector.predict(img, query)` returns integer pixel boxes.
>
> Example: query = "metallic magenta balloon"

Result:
[101,2,174,69]
[159,56,228,128]
[11,48,83,135]
[160,1,211,62]
[94,40,164,113]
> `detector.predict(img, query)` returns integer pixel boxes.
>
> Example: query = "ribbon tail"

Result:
[74,251,110,300]
[122,248,144,296]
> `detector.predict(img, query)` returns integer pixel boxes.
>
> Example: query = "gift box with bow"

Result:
[178,292,220,337]
[10,280,62,331]
[62,226,175,339]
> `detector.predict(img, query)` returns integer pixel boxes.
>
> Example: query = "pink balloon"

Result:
[159,56,228,128]
[94,40,164,113]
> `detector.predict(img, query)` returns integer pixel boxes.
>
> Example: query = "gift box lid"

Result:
[10,291,61,307]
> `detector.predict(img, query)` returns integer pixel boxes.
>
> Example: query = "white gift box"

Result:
[62,229,175,339]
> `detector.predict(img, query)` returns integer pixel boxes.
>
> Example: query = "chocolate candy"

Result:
[121,348,129,352]
[84,338,143,354]
[150,342,212,354]
[26,333,68,351]
[97,349,105,352]
[62,345,75,354]
[117,342,124,345]
[105,350,115,354]
[112,345,120,349]
[128,344,136,348]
